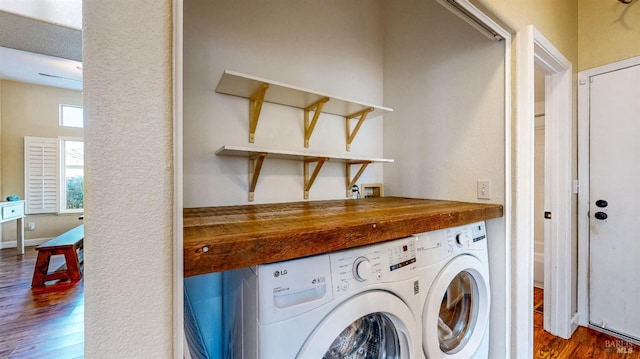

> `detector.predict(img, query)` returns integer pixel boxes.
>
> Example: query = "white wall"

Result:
[183,0,386,207]
[83,1,174,357]
[382,1,507,357]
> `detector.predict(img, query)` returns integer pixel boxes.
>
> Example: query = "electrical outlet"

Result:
[27,222,36,231]
[477,180,491,200]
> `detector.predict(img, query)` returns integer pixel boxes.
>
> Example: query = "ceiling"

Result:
[0,10,82,91]
[0,46,82,91]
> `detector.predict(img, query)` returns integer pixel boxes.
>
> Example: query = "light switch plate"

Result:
[477,180,491,200]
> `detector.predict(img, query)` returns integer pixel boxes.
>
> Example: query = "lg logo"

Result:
[273,269,288,278]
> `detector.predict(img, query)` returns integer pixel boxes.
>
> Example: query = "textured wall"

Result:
[83,0,174,358]
[578,0,640,70]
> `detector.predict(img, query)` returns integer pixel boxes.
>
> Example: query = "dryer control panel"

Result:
[414,221,487,264]
[329,238,417,297]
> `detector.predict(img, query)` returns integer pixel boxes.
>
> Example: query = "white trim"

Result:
[0,237,50,249]
[58,136,84,214]
[577,55,640,327]
[513,26,535,358]
[514,25,574,358]
[502,30,513,359]
[536,27,575,338]
[173,0,185,358]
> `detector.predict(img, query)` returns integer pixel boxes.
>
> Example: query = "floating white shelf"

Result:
[215,70,393,150]
[216,145,394,201]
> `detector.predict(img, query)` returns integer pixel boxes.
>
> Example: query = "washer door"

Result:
[297,290,418,359]
[423,255,490,358]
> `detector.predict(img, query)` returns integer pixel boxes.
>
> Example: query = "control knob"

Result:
[455,233,463,246]
[353,257,372,282]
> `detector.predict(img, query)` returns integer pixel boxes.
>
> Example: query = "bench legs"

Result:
[31,247,82,287]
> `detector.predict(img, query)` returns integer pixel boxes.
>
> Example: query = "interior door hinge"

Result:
[573,179,580,194]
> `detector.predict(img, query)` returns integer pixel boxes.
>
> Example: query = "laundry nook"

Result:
[181,0,508,357]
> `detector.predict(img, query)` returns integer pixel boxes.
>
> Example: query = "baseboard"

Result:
[571,313,580,335]
[0,237,51,249]
[533,282,544,289]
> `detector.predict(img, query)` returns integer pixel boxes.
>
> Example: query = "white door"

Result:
[589,63,640,341]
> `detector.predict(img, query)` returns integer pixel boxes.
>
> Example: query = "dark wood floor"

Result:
[534,287,640,358]
[0,247,84,358]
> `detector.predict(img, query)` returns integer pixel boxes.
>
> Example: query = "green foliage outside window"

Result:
[67,176,84,209]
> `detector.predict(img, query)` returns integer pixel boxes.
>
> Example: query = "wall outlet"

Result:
[477,180,491,200]
[27,222,35,231]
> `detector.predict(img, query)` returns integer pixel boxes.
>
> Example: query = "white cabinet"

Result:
[2,202,25,220]
[0,201,25,254]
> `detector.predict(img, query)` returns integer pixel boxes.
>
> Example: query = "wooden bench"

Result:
[31,224,84,287]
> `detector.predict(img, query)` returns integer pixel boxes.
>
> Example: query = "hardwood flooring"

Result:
[0,247,84,359]
[534,287,640,358]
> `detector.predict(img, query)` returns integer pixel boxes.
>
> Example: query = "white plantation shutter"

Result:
[24,136,58,214]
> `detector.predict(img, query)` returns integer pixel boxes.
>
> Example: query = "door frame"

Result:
[577,55,640,327]
[514,25,575,347]
[173,0,185,357]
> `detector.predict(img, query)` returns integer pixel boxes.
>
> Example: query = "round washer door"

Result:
[423,254,490,358]
[297,290,418,359]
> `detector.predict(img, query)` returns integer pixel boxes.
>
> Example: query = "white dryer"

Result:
[222,237,423,358]
[414,222,491,359]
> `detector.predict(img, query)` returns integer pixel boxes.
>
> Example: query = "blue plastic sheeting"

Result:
[184,272,223,359]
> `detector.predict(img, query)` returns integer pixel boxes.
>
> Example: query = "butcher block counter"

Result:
[183,197,503,277]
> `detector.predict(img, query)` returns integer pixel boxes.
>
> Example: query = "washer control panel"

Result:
[389,240,417,271]
[330,238,417,297]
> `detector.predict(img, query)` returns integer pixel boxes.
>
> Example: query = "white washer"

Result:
[222,237,423,358]
[414,221,491,359]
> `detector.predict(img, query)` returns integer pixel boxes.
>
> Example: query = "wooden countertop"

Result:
[183,197,503,277]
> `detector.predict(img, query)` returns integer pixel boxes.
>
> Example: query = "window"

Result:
[24,136,84,214]
[60,138,84,212]
[59,104,84,128]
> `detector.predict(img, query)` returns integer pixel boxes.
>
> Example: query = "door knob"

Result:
[594,212,608,220]
[595,200,608,208]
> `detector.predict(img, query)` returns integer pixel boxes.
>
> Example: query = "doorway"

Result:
[514,25,575,357]
[533,65,545,291]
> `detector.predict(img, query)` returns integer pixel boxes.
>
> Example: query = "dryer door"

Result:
[423,255,490,359]
[297,290,419,359]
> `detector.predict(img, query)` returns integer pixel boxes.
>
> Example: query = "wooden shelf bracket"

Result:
[249,83,269,143]
[346,160,371,197]
[304,157,329,199]
[248,153,267,201]
[345,107,373,151]
[304,97,330,148]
